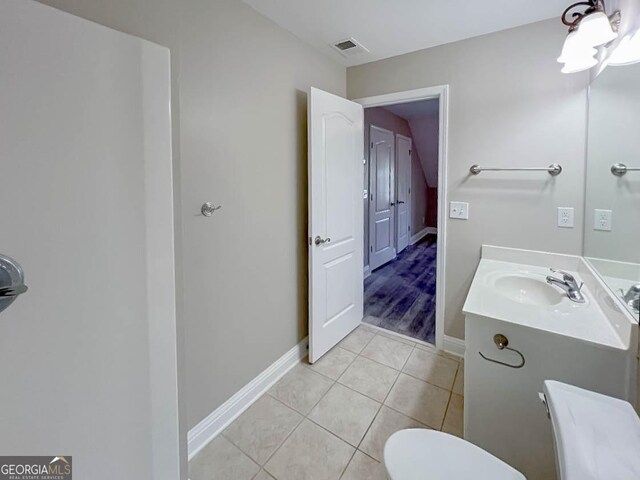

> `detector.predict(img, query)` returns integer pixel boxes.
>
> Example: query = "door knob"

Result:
[398,201,405,204]
[390,202,395,206]
[314,236,331,246]
[0,254,28,314]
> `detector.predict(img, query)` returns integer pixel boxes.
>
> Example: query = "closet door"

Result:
[369,125,396,271]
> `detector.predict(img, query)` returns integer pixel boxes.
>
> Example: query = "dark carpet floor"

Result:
[363,235,437,344]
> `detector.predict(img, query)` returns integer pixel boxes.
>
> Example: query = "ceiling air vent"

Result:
[330,37,369,57]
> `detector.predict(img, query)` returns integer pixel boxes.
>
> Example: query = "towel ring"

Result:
[479,334,525,369]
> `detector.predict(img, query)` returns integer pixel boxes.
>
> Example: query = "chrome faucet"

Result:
[619,284,640,313]
[546,269,585,303]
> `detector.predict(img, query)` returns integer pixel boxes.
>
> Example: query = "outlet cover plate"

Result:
[557,207,574,228]
[594,209,612,231]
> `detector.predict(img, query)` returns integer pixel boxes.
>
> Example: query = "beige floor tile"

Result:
[452,363,464,396]
[402,348,459,390]
[341,451,386,480]
[265,419,354,480]
[359,406,427,461]
[442,393,464,438]
[338,327,376,354]
[337,356,399,402]
[223,395,302,465]
[254,471,276,480]
[360,335,413,370]
[384,373,450,429]
[189,435,259,480]
[415,344,463,364]
[305,347,356,380]
[308,383,380,446]
[269,364,333,415]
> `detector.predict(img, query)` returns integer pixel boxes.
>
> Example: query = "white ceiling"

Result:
[382,100,440,187]
[243,0,568,66]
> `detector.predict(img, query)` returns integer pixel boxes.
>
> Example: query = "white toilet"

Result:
[384,380,640,480]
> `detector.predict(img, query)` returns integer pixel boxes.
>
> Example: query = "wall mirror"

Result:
[584,62,640,318]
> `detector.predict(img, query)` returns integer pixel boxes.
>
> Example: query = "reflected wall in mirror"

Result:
[584,62,640,318]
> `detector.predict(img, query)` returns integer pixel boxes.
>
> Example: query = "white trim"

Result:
[362,322,434,349]
[354,85,450,352]
[410,226,437,245]
[395,133,412,254]
[363,265,371,279]
[187,338,308,460]
[444,335,466,358]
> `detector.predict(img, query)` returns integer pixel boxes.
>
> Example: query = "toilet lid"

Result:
[384,429,525,480]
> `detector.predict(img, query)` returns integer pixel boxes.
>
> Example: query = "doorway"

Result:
[356,87,448,348]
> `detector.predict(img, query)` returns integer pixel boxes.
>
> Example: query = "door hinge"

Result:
[409,150,412,155]
[408,187,411,194]
[408,225,411,231]
[370,246,373,252]
[371,142,373,149]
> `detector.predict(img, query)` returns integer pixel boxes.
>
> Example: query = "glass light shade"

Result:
[561,55,598,73]
[608,30,640,66]
[558,30,598,63]
[578,11,618,47]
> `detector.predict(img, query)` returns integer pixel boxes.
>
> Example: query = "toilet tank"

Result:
[543,380,640,480]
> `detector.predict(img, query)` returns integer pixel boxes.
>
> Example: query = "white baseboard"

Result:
[410,226,437,245]
[363,265,371,280]
[444,335,465,358]
[187,337,308,460]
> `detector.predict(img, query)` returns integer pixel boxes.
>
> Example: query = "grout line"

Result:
[199,329,462,478]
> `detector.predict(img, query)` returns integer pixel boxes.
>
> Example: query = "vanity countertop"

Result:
[463,246,629,350]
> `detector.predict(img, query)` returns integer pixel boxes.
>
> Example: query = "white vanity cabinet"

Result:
[463,246,637,480]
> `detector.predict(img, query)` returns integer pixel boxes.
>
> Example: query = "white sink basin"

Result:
[493,274,563,306]
[464,253,626,350]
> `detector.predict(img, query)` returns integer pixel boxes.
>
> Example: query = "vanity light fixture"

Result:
[558,0,620,73]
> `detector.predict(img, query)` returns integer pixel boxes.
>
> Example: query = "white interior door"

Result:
[369,126,396,271]
[0,2,179,478]
[308,87,364,363]
[396,135,412,253]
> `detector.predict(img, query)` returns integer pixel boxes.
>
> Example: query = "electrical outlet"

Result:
[594,209,612,231]
[557,207,574,228]
[449,201,469,220]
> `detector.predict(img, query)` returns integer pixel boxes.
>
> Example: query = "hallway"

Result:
[363,235,437,344]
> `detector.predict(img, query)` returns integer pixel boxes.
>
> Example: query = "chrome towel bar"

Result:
[611,163,640,176]
[470,164,562,176]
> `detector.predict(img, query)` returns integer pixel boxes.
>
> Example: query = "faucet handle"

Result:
[549,268,575,282]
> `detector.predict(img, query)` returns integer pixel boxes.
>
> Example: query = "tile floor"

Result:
[189,324,464,480]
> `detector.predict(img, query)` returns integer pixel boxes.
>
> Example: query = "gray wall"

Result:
[36,0,346,474]
[348,19,590,339]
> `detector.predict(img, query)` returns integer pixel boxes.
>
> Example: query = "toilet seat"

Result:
[384,429,525,480]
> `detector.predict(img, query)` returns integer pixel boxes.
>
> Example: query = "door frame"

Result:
[353,85,449,351]
[395,133,412,254]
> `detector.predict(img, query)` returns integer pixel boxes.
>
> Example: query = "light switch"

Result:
[557,207,574,228]
[594,209,612,231]
[449,201,469,220]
